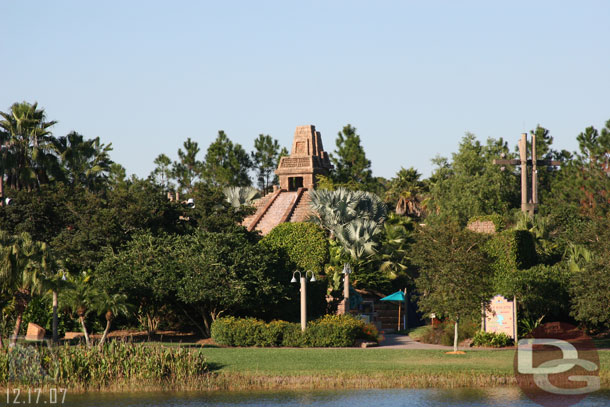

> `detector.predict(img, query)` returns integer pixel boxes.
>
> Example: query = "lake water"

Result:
[56,388,610,407]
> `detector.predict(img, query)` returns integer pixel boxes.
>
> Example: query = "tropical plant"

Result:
[95,292,130,348]
[60,272,99,346]
[53,131,113,190]
[308,188,386,235]
[42,268,70,345]
[377,213,414,281]
[0,231,47,346]
[223,186,261,208]
[0,102,59,191]
[385,167,427,217]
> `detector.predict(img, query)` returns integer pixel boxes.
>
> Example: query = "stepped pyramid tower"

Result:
[243,125,333,235]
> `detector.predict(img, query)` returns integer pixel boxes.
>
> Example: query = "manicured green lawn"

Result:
[202,347,610,379]
[204,348,512,376]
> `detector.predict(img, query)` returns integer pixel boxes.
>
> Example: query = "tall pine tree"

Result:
[202,131,252,187]
[331,124,374,190]
[250,134,286,194]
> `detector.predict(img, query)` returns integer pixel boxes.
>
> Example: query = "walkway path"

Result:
[377,334,471,351]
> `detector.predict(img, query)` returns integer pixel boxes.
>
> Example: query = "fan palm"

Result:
[0,102,59,191]
[308,188,387,233]
[385,167,426,217]
[223,186,261,208]
[334,219,383,261]
[53,131,113,190]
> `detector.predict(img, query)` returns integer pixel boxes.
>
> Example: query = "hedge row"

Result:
[211,315,378,347]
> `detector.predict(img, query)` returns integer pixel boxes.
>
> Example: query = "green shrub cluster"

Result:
[471,331,514,348]
[0,342,208,387]
[210,317,302,347]
[211,315,378,347]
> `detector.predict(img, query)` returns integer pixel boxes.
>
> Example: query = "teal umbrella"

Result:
[380,291,407,330]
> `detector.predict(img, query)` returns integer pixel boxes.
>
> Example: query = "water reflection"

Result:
[54,388,610,407]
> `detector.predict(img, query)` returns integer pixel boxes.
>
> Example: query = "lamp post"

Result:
[342,263,352,313]
[291,270,315,331]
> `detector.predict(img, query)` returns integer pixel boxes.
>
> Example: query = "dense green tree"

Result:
[428,134,519,225]
[97,229,293,337]
[251,134,284,194]
[411,223,492,352]
[544,120,610,220]
[202,131,252,187]
[175,229,291,336]
[494,264,570,322]
[95,233,182,334]
[261,222,329,275]
[331,124,374,189]
[565,217,610,331]
[48,180,182,274]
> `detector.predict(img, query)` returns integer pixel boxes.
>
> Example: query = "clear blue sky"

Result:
[2,1,609,179]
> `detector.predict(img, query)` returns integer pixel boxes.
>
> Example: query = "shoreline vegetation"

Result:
[1,344,608,393]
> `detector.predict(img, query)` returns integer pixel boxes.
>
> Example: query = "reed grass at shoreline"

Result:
[1,345,608,393]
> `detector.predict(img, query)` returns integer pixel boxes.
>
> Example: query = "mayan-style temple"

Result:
[243,125,333,235]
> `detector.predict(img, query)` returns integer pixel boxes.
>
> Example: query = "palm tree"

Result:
[334,219,383,260]
[0,102,59,191]
[42,266,70,345]
[60,272,98,347]
[385,167,426,217]
[95,292,130,348]
[378,213,414,280]
[0,231,46,346]
[53,131,113,190]
[308,188,387,235]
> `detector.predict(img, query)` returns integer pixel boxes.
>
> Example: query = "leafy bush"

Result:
[303,314,377,347]
[471,331,514,348]
[211,315,378,347]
